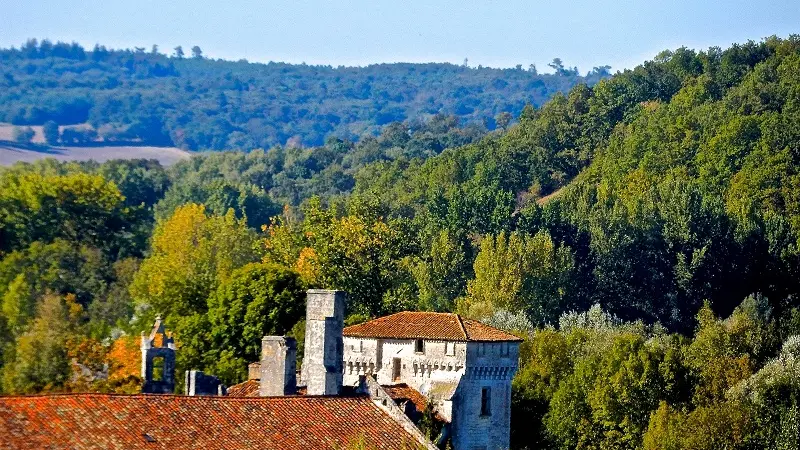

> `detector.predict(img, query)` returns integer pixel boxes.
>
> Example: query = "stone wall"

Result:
[260,336,297,396]
[302,289,345,395]
[343,337,466,392]
[449,341,520,450]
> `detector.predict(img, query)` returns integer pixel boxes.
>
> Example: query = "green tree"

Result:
[203,262,305,384]
[130,204,259,320]
[264,196,417,317]
[0,172,138,256]
[495,112,512,131]
[154,179,279,230]
[459,230,575,324]
[1,294,72,394]
[411,229,469,312]
[12,126,35,144]
[42,121,59,145]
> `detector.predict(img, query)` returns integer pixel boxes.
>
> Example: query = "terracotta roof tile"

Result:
[343,312,521,342]
[381,384,448,423]
[381,383,429,415]
[225,379,260,397]
[0,393,428,449]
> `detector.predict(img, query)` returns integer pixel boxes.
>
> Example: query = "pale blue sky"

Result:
[2,0,798,72]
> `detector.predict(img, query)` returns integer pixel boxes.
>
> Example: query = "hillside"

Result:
[2,35,800,450]
[0,39,608,150]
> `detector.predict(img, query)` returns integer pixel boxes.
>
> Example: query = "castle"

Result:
[0,289,520,450]
[342,309,521,449]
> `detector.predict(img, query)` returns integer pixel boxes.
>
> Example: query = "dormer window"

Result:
[414,339,424,354]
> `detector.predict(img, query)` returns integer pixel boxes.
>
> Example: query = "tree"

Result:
[42,121,59,145]
[459,231,575,324]
[191,46,203,59]
[545,331,687,449]
[173,46,184,59]
[263,196,417,317]
[154,179,280,230]
[12,126,34,144]
[0,172,130,254]
[412,229,469,312]
[1,294,72,394]
[203,262,306,383]
[130,204,259,320]
[548,58,565,75]
[495,112,512,131]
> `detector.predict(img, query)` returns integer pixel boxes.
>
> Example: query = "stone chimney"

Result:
[248,362,261,380]
[301,289,346,396]
[185,370,226,396]
[260,336,297,396]
[141,316,176,394]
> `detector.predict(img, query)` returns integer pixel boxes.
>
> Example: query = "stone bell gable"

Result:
[140,315,176,394]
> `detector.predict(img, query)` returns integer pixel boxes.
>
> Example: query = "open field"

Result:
[0,144,190,166]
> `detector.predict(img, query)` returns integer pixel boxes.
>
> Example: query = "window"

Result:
[480,387,491,416]
[392,358,402,381]
[445,341,455,356]
[152,356,165,381]
[414,339,424,354]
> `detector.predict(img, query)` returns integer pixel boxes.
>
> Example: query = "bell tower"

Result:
[141,316,176,394]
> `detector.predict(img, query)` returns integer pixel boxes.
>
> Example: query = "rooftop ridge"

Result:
[343,310,522,341]
[0,392,371,401]
[454,312,468,340]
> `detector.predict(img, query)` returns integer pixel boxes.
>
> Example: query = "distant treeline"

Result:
[0,39,609,150]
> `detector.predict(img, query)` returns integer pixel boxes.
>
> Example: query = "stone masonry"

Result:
[260,336,297,396]
[301,289,345,396]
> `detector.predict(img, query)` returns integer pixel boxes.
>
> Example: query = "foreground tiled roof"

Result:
[343,311,522,342]
[225,380,310,397]
[0,393,428,450]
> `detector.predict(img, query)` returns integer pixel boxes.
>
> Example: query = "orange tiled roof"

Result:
[225,379,260,397]
[382,383,429,415]
[0,393,428,450]
[343,311,522,342]
[381,384,448,423]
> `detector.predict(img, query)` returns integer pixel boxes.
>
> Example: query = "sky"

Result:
[2,0,799,72]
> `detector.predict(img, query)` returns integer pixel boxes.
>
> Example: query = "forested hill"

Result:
[0,39,608,149]
[4,35,800,450]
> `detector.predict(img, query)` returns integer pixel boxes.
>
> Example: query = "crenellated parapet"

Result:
[411,358,464,378]
[463,365,517,381]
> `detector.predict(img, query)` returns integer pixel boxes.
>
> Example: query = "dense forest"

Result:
[0,39,608,149]
[1,35,800,449]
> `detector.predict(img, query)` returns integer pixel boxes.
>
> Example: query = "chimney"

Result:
[184,370,225,396]
[301,289,345,396]
[248,362,261,380]
[260,336,297,396]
